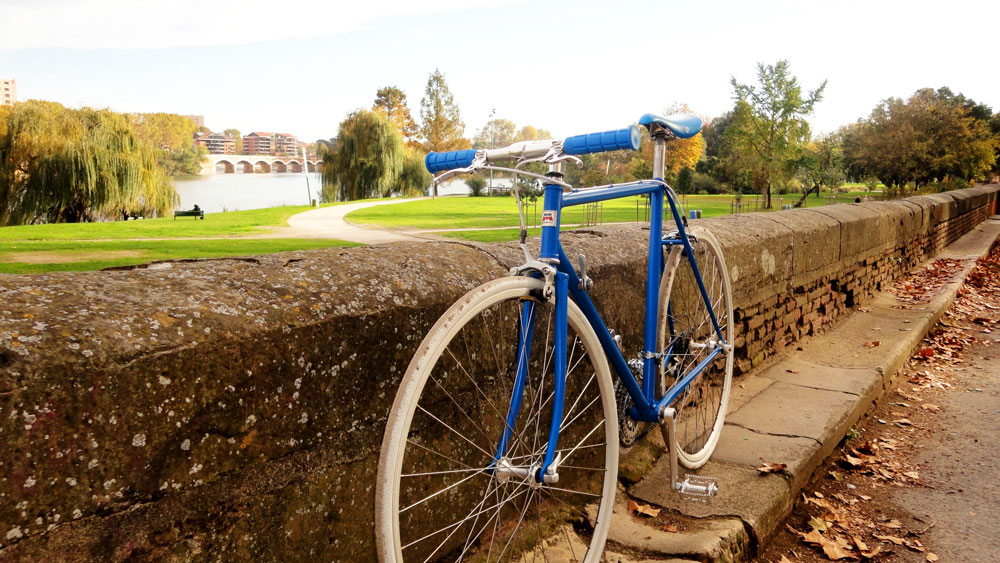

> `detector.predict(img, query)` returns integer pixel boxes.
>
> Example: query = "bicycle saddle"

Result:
[638,113,703,139]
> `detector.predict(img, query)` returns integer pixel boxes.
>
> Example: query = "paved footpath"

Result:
[598,215,1000,562]
[273,198,427,244]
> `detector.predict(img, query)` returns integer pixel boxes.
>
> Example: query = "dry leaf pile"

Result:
[776,244,1000,562]
[887,258,964,307]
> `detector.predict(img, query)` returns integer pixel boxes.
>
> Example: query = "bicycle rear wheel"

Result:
[657,226,734,469]
[376,276,618,562]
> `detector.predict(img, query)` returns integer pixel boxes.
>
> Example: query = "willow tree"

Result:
[323,109,406,201]
[0,100,177,225]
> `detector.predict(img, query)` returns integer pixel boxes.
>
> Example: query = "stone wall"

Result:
[0,185,997,561]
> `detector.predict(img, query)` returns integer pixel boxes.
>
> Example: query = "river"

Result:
[173,173,323,214]
[172,173,487,213]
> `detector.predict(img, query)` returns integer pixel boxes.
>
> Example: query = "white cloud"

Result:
[0,0,521,50]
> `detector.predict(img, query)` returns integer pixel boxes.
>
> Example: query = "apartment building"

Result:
[1,78,16,106]
[243,132,299,156]
[193,131,236,155]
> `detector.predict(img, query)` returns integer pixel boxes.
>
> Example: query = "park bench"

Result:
[174,209,204,220]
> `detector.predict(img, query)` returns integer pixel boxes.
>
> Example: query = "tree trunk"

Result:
[794,183,820,208]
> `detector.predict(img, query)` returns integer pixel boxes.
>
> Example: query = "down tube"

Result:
[557,247,659,423]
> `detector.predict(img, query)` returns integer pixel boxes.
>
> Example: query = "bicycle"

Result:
[376,113,734,562]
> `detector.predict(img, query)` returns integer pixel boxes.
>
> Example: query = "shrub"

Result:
[692,172,721,194]
[466,176,486,197]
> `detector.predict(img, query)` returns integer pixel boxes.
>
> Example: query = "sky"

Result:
[2,0,997,145]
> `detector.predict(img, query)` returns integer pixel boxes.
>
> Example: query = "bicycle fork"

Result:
[492,272,568,486]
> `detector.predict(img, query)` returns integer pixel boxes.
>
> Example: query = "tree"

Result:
[472,117,517,149]
[724,61,826,208]
[795,134,844,207]
[0,101,177,224]
[223,128,243,153]
[419,69,468,153]
[514,125,552,142]
[129,112,197,151]
[842,88,998,195]
[373,86,419,143]
[322,110,405,201]
[675,167,693,194]
[397,149,432,196]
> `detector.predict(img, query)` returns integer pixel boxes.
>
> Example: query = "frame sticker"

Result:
[541,210,557,227]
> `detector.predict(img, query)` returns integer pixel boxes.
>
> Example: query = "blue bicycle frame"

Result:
[498,169,728,483]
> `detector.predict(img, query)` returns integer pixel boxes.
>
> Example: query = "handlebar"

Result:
[563,125,641,156]
[424,124,642,174]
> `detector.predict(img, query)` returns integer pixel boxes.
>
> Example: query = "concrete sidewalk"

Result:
[604,215,1000,562]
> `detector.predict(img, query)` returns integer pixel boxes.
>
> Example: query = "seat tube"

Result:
[643,188,664,398]
[642,134,668,399]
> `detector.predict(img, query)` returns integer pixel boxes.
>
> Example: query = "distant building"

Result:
[1,78,16,106]
[194,131,236,155]
[243,132,299,156]
[182,115,205,128]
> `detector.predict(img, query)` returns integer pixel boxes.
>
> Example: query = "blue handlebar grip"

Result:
[563,125,641,156]
[425,149,478,173]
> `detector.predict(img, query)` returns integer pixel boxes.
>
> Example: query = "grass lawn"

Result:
[0,203,376,274]
[0,200,389,241]
[352,192,883,242]
[0,238,359,274]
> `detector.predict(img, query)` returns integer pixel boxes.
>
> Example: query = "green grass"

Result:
[348,195,739,230]
[387,191,891,243]
[0,238,359,274]
[0,202,383,274]
[0,201,384,241]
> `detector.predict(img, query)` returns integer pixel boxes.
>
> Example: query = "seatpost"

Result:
[652,132,667,181]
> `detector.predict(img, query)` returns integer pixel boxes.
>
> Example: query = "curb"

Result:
[608,215,1000,561]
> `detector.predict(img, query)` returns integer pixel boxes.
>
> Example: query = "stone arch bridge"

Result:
[202,154,324,175]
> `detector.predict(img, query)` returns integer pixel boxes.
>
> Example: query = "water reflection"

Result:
[173,173,322,214]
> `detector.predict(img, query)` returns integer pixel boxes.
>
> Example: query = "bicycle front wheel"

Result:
[657,226,734,469]
[377,277,619,562]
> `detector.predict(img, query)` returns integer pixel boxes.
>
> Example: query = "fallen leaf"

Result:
[853,536,869,552]
[808,516,831,533]
[780,556,795,563]
[917,347,935,358]
[627,500,661,518]
[758,461,788,474]
[921,403,940,412]
[860,495,872,501]
[904,471,920,480]
[821,537,856,560]
[841,454,865,468]
[861,546,883,559]
[905,538,926,552]
[786,368,800,374]
[926,552,939,562]
[874,534,905,545]
[661,523,678,533]
[883,519,902,529]
[893,418,913,426]
[864,341,881,347]
[801,529,826,545]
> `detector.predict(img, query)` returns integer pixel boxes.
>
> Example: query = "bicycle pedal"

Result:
[675,474,718,502]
